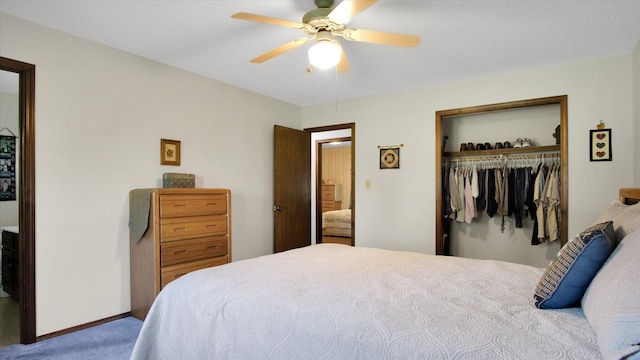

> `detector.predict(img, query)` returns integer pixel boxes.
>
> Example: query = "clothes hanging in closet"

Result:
[442,156,560,246]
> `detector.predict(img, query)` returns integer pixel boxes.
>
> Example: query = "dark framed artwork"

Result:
[589,128,612,161]
[0,135,17,201]
[160,138,181,166]
[380,147,400,169]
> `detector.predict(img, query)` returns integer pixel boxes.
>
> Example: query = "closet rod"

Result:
[447,152,559,162]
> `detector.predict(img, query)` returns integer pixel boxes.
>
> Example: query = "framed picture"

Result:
[0,135,16,201]
[380,147,400,169]
[589,128,611,161]
[160,138,181,166]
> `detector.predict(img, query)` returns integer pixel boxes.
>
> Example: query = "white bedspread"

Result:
[322,209,351,229]
[131,244,602,360]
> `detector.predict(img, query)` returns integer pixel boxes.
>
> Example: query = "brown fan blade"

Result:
[328,0,378,25]
[250,37,312,63]
[231,12,305,29]
[337,44,350,73]
[342,28,420,48]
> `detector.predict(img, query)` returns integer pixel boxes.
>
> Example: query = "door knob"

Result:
[273,205,282,212]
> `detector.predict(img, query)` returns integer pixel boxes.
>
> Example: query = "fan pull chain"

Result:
[334,65,339,111]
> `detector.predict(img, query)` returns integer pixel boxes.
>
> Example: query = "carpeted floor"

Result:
[0,316,143,360]
[0,296,20,347]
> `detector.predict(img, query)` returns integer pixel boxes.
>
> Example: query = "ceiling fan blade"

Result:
[342,28,420,48]
[328,0,378,25]
[337,44,350,73]
[250,37,312,63]
[231,12,305,29]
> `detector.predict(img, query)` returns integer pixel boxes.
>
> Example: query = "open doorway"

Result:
[317,138,352,245]
[307,123,355,246]
[0,57,36,345]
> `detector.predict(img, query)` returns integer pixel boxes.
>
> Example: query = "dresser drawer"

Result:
[161,257,228,288]
[160,215,227,241]
[2,231,18,249]
[161,236,228,267]
[160,194,227,218]
[321,201,335,208]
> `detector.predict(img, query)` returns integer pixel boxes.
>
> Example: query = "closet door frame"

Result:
[434,95,568,255]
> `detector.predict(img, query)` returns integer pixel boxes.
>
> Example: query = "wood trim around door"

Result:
[305,123,355,246]
[0,57,37,344]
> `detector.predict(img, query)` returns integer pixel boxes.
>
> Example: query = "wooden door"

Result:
[273,125,311,252]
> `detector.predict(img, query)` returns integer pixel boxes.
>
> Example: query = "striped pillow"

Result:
[534,221,615,309]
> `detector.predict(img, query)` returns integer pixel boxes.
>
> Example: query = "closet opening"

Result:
[434,96,568,267]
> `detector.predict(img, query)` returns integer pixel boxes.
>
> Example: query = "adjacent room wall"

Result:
[1,13,301,336]
[322,145,351,209]
[303,54,635,259]
[0,88,19,227]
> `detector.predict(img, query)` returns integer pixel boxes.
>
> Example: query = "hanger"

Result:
[0,127,18,138]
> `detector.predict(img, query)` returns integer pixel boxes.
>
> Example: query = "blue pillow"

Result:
[534,221,615,309]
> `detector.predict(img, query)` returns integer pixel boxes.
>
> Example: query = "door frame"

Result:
[0,57,37,344]
[305,123,355,246]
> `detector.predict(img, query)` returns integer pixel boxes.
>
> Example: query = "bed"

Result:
[131,188,640,360]
[322,209,351,245]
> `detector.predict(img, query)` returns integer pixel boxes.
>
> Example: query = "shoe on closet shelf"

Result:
[513,138,523,148]
[460,143,468,151]
[484,142,493,150]
[522,138,532,147]
[467,142,475,151]
[495,142,504,149]
[476,143,485,150]
[504,141,513,148]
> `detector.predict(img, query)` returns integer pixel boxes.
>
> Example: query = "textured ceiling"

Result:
[1,0,639,106]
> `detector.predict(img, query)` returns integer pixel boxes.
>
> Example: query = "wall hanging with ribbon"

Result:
[589,120,612,162]
[0,127,17,201]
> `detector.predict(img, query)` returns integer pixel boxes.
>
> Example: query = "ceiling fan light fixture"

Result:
[308,36,341,69]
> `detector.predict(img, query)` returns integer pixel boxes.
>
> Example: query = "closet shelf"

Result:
[444,144,560,158]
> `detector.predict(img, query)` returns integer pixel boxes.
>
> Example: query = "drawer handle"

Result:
[173,204,187,208]
[206,245,219,250]
[173,273,186,280]
[174,250,189,255]
[206,224,218,228]
[206,202,218,206]
[173,227,188,232]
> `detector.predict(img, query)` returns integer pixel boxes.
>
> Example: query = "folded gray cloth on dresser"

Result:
[129,189,153,243]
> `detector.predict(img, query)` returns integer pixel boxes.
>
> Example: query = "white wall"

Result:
[0,88,19,227]
[303,54,636,260]
[634,40,640,185]
[1,13,301,336]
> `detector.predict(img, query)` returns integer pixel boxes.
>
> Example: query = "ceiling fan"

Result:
[231,0,420,72]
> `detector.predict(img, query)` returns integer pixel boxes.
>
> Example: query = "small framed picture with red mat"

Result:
[589,128,611,161]
[160,138,181,166]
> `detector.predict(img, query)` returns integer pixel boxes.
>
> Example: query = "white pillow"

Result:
[582,227,640,360]
[593,200,640,242]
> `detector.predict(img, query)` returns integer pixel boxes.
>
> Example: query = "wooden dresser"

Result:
[129,188,231,320]
[321,184,342,213]
[1,228,19,299]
